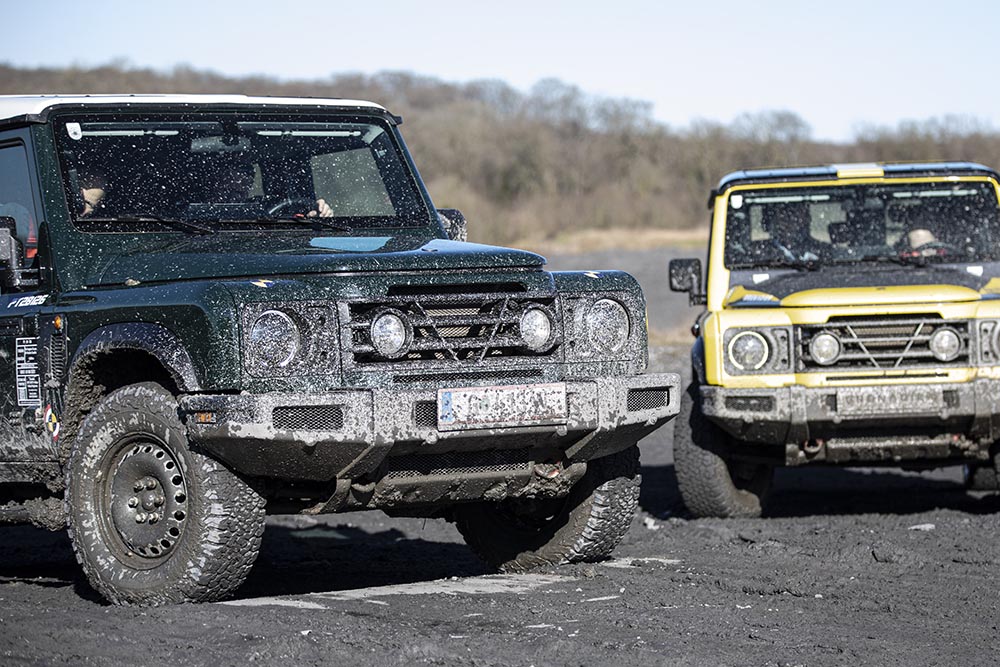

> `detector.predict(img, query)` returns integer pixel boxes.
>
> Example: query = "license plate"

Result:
[437,383,567,431]
[837,386,943,416]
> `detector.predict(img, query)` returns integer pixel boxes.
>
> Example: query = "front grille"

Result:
[394,369,544,385]
[272,406,344,430]
[799,316,970,371]
[382,449,532,480]
[344,287,560,368]
[626,388,669,411]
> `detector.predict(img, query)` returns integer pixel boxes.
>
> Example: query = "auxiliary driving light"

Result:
[519,306,554,351]
[809,332,841,366]
[371,310,411,358]
[929,328,961,362]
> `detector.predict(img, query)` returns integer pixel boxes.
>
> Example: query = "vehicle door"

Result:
[0,131,52,462]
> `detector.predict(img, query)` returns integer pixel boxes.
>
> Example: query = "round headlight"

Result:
[929,327,961,362]
[809,332,841,366]
[249,310,299,368]
[520,307,554,351]
[728,330,769,371]
[371,311,411,358]
[586,299,630,354]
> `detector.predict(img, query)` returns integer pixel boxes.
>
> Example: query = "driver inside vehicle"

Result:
[907,226,938,253]
[78,169,108,218]
[203,159,333,217]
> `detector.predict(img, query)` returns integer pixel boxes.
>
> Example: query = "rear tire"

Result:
[964,463,1000,491]
[454,447,640,572]
[673,384,772,518]
[65,382,266,606]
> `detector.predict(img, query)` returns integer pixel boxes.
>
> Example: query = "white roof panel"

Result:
[0,94,387,123]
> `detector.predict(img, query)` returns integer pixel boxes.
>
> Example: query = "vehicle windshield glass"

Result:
[54,113,431,231]
[723,180,1000,268]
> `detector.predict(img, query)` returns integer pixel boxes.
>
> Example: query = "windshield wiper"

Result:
[849,253,939,267]
[733,257,822,271]
[253,216,354,232]
[86,215,215,235]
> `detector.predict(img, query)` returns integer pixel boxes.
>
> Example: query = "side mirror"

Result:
[437,208,468,242]
[669,258,707,306]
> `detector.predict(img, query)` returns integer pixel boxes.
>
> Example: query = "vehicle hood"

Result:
[91,232,546,286]
[726,265,997,307]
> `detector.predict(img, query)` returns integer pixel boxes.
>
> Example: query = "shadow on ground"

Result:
[236,521,489,599]
[0,518,489,603]
[638,462,1000,519]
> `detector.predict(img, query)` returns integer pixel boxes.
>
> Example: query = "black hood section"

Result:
[733,264,991,300]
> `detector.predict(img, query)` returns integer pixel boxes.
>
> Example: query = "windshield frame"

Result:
[51,109,436,234]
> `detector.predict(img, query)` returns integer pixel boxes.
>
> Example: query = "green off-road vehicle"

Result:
[0,95,678,605]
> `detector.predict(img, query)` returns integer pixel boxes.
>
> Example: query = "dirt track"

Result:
[3,248,1000,666]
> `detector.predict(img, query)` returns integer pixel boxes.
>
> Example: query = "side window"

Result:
[0,144,37,261]
[311,148,395,217]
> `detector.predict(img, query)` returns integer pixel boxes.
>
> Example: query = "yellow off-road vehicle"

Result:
[670,162,1000,517]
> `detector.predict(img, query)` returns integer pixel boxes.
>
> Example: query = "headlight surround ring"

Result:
[585,298,630,354]
[370,308,413,359]
[809,331,842,366]
[727,330,769,371]
[248,309,300,369]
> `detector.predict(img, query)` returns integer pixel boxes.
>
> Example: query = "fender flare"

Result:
[69,322,201,392]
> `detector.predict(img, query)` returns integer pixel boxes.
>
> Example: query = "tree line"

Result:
[2,63,997,245]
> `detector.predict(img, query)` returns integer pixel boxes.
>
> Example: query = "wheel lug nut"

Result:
[128,497,139,508]
[146,479,157,490]
[135,512,147,523]
[134,481,144,492]
[154,495,164,507]
[148,514,159,524]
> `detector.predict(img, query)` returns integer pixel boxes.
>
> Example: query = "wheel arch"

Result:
[59,323,200,462]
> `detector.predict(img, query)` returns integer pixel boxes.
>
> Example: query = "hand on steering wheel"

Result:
[266,197,319,217]
[910,240,958,256]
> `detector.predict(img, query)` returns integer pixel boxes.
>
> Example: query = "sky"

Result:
[2,0,998,142]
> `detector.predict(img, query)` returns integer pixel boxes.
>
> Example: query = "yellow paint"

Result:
[703,173,1000,389]
[780,284,981,308]
[835,163,885,178]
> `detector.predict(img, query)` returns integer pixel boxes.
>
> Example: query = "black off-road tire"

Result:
[65,382,266,606]
[453,446,640,572]
[673,383,773,518]
[964,463,1000,491]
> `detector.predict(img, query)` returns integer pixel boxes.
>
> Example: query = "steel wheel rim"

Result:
[98,435,189,568]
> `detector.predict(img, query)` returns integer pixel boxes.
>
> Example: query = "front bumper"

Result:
[701,381,1000,464]
[180,373,679,483]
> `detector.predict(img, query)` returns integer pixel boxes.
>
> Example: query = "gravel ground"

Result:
[2,249,999,666]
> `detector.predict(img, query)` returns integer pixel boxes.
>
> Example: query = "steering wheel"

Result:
[266,197,316,217]
[911,240,959,255]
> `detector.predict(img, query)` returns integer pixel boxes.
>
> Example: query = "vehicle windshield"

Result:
[723,180,1000,269]
[54,112,432,231]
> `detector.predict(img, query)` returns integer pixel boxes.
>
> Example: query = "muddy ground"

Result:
[2,248,1000,666]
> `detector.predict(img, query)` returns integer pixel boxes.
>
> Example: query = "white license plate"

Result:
[837,386,943,416]
[437,383,567,431]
